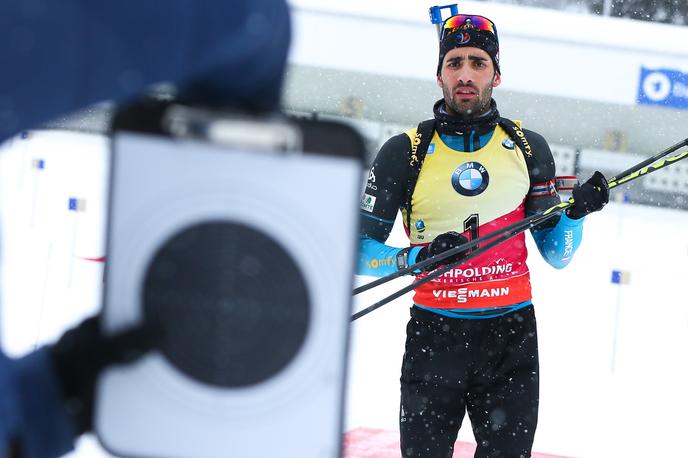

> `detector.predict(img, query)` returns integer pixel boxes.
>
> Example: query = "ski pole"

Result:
[353,137,688,296]
[353,203,558,296]
[609,137,688,183]
[351,215,554,321]
[352,140,688,321]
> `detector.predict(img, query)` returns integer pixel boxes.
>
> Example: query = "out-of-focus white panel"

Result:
[0,131,108,355]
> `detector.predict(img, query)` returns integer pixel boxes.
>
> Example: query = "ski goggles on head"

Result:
[440,14,499,44]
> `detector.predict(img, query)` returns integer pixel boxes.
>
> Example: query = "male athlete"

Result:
[358,13,609,457]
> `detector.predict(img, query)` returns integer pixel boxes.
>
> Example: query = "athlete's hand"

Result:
[416,231,469,271]
[566,171,609,219]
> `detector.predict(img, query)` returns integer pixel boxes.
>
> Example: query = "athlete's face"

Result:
[437,47,501,117]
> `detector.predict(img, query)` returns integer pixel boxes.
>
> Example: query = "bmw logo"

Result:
[415,219,426,233]
[451,162,489,196]
[502,138,515,149]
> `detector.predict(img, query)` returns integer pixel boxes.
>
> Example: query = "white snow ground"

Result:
[1,131,687,457]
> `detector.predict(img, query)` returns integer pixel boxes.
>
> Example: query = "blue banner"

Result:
[637,67,688,110]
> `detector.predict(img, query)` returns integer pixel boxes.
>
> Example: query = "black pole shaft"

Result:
[351,217,547,321]
[353,203,567,295]
[351,143,688,322]
[610,137,688,182]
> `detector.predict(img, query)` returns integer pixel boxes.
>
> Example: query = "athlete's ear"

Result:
[492,71,502,88]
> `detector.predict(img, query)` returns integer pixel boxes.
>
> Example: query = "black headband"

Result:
[437,28,500,75]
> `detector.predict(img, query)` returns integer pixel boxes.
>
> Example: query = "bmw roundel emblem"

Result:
[451,162,489,196]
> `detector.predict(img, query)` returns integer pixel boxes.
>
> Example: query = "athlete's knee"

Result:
[400,386,430,424]
[472,413,536,458]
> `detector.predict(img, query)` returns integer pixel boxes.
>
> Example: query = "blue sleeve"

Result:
[1,348,77,458]
[0,0,290,141]
[530,212,584,269]
[358,212,423,277]
[357,134,422,277]
[358,235,423,277]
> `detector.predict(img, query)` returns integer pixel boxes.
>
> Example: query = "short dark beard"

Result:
[441,79,494,118]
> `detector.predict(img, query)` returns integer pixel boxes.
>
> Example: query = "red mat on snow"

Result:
[342,427,573,458]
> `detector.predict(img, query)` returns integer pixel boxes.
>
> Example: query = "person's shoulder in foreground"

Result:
[0,0,291,141]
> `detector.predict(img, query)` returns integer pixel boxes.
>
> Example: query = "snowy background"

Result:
[2,0,688,457]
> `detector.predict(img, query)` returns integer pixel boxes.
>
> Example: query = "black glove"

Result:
[416,231,469,272]
[49,315,161,434]
[566,171,609,220]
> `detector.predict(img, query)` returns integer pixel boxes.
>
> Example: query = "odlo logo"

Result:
[367,167,377,191]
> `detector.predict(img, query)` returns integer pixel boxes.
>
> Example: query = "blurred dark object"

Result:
[111,96,173,136]
[111,96,367,161]
[0,0,291,142]
[49,316,160,434]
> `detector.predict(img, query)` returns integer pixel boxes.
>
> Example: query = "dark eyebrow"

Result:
[446,55,488,65]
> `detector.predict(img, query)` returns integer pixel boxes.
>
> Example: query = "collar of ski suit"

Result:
[432,98,500,139]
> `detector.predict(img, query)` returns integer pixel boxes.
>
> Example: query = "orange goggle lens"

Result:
[441,14,498,41]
